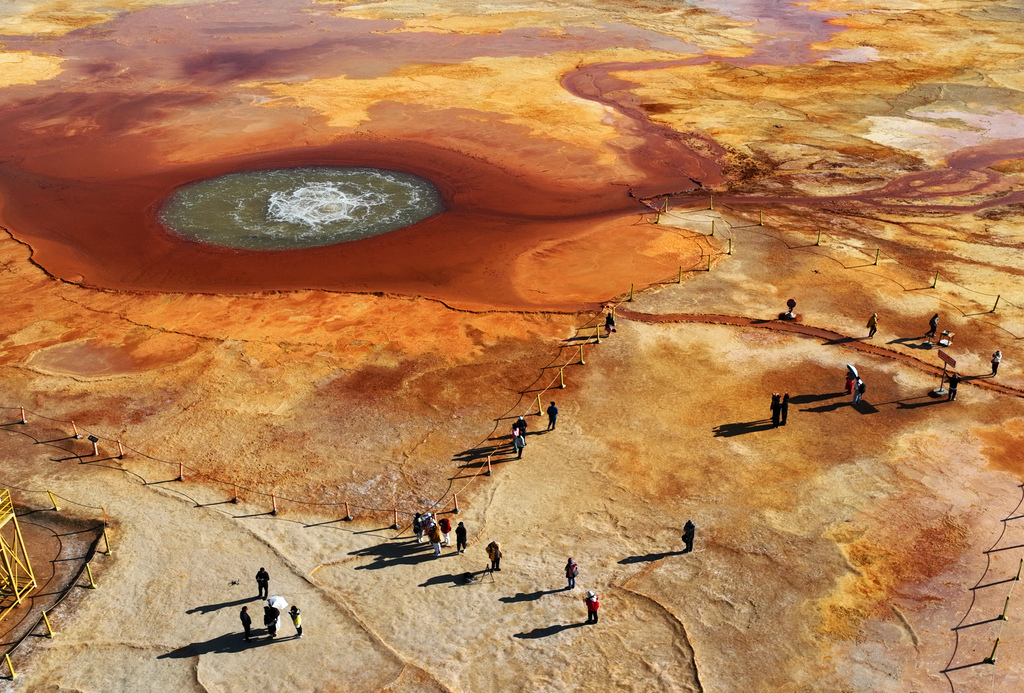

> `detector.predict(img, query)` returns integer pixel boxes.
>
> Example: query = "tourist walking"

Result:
[546,401,558,431]
[947,373,961,401]
[513,432,525,459]
[256,567,270,599]
[240,606,252,641]
[584,591,600,624]
[565,558,578,590]
[264,604,279,639]
[429,522,443,557]
[770,393,781,428]
[486,541,502,571]
[289,605,303,638]
[604,311,616,337]
[926,313,939,339]
[866,313,878,338]
[439,516,451,546]
[992,350,1002,376]
[413,512,425,543]
[513,415,528,437]
[853,378,865,404]
[780,393,790,426]
[682,520,695,553]
[455,521,467,554]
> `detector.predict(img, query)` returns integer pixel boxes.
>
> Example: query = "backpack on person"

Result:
[857,381,866,394]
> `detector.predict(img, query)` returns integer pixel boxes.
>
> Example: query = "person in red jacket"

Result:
[584,591,600,624]
[439,517,452,547]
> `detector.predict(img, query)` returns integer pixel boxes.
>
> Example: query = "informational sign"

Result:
[938,350,956,368]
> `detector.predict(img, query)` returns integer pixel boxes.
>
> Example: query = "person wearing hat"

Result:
[584,591,600,624]
[455,521,468,554]
[289,605,303,638]
[866,313,878,339]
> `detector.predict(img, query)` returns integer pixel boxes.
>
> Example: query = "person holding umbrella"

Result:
[266,595,288,638]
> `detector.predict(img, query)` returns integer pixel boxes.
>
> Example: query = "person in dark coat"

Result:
[240,606,252,641]
[546,402,558,431]
[255,567,270,599]
[780,393,790,426]
[992,350,1002,376]
[264,605,279,639]
[947,373,961,401]
[926,313,939,339]
[682,520,696,553]
[770,393,781,428]
[604,312,616,336]
[455,521,467,554]
[413,512,425,543]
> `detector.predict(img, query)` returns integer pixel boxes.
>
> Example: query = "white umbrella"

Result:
[846,364,859,378]
[267,595,288,610]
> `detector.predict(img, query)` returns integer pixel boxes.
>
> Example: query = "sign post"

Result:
[933,350,956,395]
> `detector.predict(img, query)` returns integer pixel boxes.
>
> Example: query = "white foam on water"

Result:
[159,166,444,250]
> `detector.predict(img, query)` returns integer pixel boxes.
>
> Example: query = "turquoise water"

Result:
[158,167,444,250]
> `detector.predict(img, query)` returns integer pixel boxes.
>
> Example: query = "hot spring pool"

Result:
[158,167,444,250]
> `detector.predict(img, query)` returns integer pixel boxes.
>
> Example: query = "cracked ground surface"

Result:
[3,0,1024,691]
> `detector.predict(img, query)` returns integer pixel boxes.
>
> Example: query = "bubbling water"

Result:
[159,167,444,250]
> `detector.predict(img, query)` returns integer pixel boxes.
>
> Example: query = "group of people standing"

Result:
[413,512,467,556]
[240,568,302,641]
[769,393,789,427]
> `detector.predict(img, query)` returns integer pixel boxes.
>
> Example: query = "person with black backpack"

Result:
[853,378,866,404]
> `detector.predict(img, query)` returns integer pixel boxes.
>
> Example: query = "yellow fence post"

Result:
[4,653,14,679]
[728,237,733,255]
[677,266,683,283]
[102,527,112,556]
[984,638,1000,665]
[85,562,97,589]
[47,490,60,512]
[815,229,821,246]
[874,248,880,265]
[578,344,585,365]
[628,283,635,302]
[932,271,939,289]
[709,194,713,210]
[42,609,54,638]
[536,394,542,415]
[559,368,565,389]
[759,210,763,226]
[595,325,601,343]
[710,220,715,236]
[707,255,712,271]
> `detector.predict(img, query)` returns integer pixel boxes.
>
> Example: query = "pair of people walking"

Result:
[770,393,789,427]
[511,416,528,459]
[852,378,866,404]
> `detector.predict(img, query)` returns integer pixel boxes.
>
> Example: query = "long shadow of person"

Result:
[157,631,275,658]
[498,588,562,603]
[712,419,774,437]
[186,595,260,615]
[513,623,587,639]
